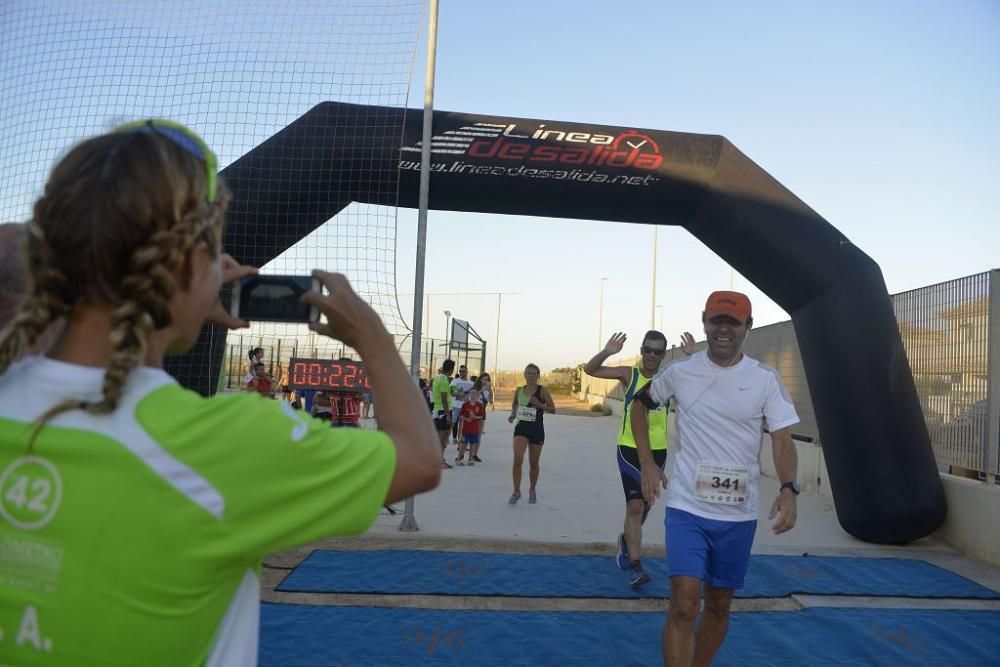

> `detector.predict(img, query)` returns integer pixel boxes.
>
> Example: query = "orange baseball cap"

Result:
[704,291,752,323]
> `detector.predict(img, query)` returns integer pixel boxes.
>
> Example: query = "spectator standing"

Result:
[335,391,362,428]
[432,359,456,468]
[362,388,374,419]
[243,347,264,384]
[311,391,333,421]
[470,373,493,463]
[419,378,433,412]
[449,364,474,444]
[456,388,486,465]
[246,362,275,398]
[300,388,317,414]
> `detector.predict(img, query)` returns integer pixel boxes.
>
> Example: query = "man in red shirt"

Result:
[456,388,485,466]
[246,362,274,398]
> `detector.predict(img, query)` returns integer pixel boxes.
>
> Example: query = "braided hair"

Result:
[0,129,229,439]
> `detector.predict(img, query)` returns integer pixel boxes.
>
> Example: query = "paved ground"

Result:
[264,412,1000,611]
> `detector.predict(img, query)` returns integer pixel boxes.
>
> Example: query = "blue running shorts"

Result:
[665,507,756,590]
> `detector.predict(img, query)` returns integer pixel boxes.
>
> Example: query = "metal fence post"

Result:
[984,269,1000,478]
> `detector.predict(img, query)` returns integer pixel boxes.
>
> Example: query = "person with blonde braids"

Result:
[0,223,27,327]
[0,121,441,666]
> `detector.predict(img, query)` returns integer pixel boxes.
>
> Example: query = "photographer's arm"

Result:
[304,271,440,502]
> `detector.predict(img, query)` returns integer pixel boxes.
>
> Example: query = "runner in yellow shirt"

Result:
[584,330,693,587]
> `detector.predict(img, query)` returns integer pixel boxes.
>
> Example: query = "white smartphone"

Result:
[229,275,321,323]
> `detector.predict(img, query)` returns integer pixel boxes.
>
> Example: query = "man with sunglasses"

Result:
[585,329,694,587]
[631,291,800,667]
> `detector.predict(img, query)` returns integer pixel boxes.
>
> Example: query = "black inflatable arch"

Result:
[173,102,946,544]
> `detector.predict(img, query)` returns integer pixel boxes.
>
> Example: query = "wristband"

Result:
[634,385,660,410]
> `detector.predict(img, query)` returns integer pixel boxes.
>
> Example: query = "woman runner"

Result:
[507,363,555,504]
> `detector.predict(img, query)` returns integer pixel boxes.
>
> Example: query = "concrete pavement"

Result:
[356,411,1000,597]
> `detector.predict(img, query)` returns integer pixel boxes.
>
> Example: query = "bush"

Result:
[589,403,604,412]
[571,363,583,394]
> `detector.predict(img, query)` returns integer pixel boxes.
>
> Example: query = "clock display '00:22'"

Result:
[288,358,370,392]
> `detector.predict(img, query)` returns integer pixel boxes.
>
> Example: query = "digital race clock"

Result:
[288,358,370,392]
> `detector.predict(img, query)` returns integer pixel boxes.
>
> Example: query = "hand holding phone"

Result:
[230,274,320,323]
[301,270,387,351]
[206,254,258,329]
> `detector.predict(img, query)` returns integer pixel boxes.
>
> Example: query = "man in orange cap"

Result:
[630,291,802,666]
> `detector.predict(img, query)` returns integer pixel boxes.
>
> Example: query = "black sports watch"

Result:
[780,481,801,495]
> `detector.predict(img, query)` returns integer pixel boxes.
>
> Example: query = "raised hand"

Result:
[604,332,627,355]
[679,331,696,356]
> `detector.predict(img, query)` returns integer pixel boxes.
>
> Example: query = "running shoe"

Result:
[472,455,483,462]
[456,458,465,466]
[528,490,537,504]
[629,561,651,588]
[508,491,521,505]
[616,533,630,570]
[468,461,476,466]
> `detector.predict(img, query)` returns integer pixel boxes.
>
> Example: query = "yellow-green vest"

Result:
[618,366,668,450]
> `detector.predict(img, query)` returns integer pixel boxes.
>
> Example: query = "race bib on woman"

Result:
[516,406,537,422]
[694,462,749,505]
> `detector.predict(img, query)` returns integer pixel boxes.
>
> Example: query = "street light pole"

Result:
[657,304,664,332]
[598,277,608,348]
[651,227,658,329]
[401,0,439,533]
[494,294,502,399]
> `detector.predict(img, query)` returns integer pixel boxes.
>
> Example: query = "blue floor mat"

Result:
[277,550,1000,599]
[260,604,1000,666]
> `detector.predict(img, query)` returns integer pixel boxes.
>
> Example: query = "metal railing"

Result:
[577,269,1000,478]
[895,270,999,476]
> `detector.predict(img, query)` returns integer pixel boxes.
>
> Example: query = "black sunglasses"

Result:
[641,346,666,357]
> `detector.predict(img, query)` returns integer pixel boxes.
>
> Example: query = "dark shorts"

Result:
[617,445,667,503]
[513,422,544,446]
[433,411,450,432]
[462,433,480,444]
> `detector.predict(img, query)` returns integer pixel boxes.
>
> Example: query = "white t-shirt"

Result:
[647,351,799,522]
[449,377,474,410]
[243,358,265,385]
[479,386,493,405]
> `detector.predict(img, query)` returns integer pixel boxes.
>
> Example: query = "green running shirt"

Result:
[431,373,451,413]
[0,357,396,666]
[618,366,668,450]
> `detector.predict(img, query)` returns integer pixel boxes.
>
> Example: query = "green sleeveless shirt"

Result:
[618,366,668,450]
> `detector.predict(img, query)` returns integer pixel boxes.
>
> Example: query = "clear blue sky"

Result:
[396,0,1000,371]
[2,1,997,373]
